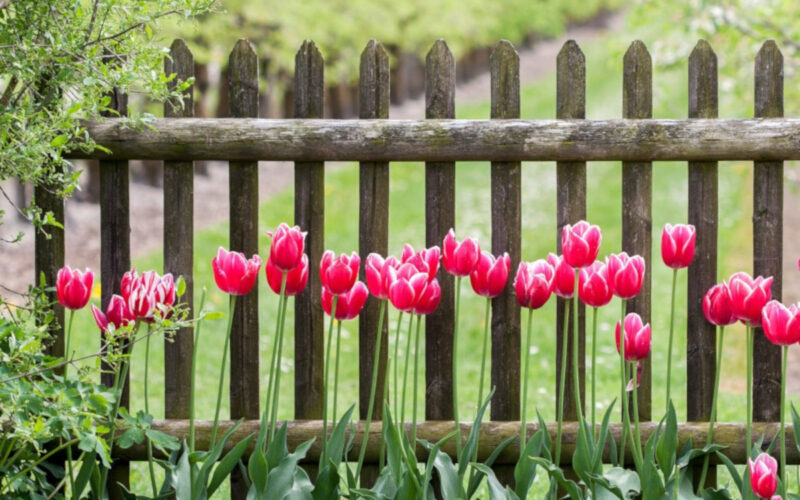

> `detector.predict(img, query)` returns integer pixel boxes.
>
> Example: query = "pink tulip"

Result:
[401,244,441,282]
[91,294,135,333]
[122,269,177,320]
[212,247,262,296]
[615,313,651,362]
[265,254,309,296]
[388,272,429,313]
[56,266,94,310]
[470,251,511,298]
[365,253,399,300]
[748,453,778,499]
[728,272,773,326]
[414,278,442,315]
[579,261,613,308]
[561,220,602,269]
[442,229,480,277]
[761,300,800,346]
[514,259,555,310]
[321,281,369,320]
[320,251,360,295]
[702,283,737,326]
[547,253,575,299]
[606,252,646,299]
[661,223,696,269]
[266,223,306,271]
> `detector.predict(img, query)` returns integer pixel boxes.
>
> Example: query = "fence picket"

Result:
[228,38,260,499]
[622,40,653,424]
[753,41,783,423]
[424,40,456,423]
[163,38,194,420]
[34,182,64,364]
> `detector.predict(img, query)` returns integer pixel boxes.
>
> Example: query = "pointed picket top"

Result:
[295,40,324,119]
[557,40,585,119]
[623,40,652,119]
[755,40,783,118]
[425,39,455,119]
[490,40,520,119]
[688,40,717,119]
[229,39,258,118]
[360,39,390,119]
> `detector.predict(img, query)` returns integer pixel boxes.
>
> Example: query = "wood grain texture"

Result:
[228,39,259,499]
[163,38,194,420]
[72,117,800,162]
[424,40,456,421]
[34,182,64,365]
[622,40,652,421]
[753,40,783,423]
[294,40,325,421]
[555,40,587,422]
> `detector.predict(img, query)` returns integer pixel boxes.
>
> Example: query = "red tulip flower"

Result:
[547,253,575,299]
[122,269,177,320]
[442,229,480,277]
[388,272,429,313]
[615,313,651,362]
[728,272,773,326]
[212,247,262,296]
[606,252,646,299]
[414,278,442,315]
[661,223,696,269]
[748,453,779,499]
[702,283,737,326]
[320,251,360,295]
[321,281,369,320]
[266,223,306,271]
[514,259,555,309]
[92,294,135,333]
[579,261,613,308]
[401,244,441,282]
[266,254,309,296]
[470,251,511,298]
[761,300,800,346]
[561,220,602,269]
[365,253,398,300]
[56,266,94,310]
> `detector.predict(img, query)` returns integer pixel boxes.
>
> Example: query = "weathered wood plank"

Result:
[34,182,64,364]
[555,40,586,423]
[622,40,652,421]
[294,40,325,421]
[163,38,194,420]
[117,420,800,466]
[424,39,456,422]
[72,117,800,162]
[753,40,783,423]
[228,39,260,499]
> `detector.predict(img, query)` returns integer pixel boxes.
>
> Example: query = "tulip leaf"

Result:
[382,404,404,486]
[311,462,341,500]
[791,403,800,456]
[472,463,520,500]
[712,450,742,495]
[267,421,290,469]
[657,401,678,480]
[459,386,495,479]
[572,417,596,485]
[514,429,544,499]
[210,433,254,496]
[592,398,617,471]
[531,457,584,500]
[467,434,515,497]
[701,487,737,500]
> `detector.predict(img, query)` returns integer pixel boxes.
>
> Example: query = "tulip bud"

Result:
[661,223,696,269]
[615,313,651,362]
[414,278,442,315]
[547,253,575,299]
[321,281,369,320]
[579,261,613,308]
[92,294,135,333]
[56,266,94,310]
[728,272,773,326]
[761,300,800,346]
[561,220,602,269]
[702,283,737,326]
[320,250,360,295]
[402,244,441,282]
[266,223,307,271]
[442,229,480,277]
[514,259,554,310]
[470,251,511,298]
[266,254,309,296]
[606,252,645,299]
[748,453,778,500]
[366,253,398,300]
[389,272,429,313]
[212,247,262,296]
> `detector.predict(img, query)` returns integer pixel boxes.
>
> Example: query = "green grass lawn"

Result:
[64,25,787,497]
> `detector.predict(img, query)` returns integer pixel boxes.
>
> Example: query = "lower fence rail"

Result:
[113,420,794,465]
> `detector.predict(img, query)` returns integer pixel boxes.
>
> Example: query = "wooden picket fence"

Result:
[38,35,799,496]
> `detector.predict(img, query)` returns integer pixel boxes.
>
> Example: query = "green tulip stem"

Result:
[630,361,644,471]
[698,326,724,491]
[394,312,404,421]
[554,293,570,466]
[269,283,290,443]
[265,272,287,445]
[401,313,415,431]
[591,306,598,440]
[572,271,584,425]
[333,320,343,423]
[453,276,463,459]
[144,324,157,496]
[746,326,753,460]
[189,288,207,453]
[321,295,338,465]
[666,268,678,413]
[521,307,533,457]
[356,299,387,483]
[781,344,788,499]
[210,295,236,449]
[412,312,422,450]
[64,309,75,494]
[619,298,629,467]
[478,297,492,423]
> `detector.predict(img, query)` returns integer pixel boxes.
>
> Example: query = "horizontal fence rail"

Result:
[70,117,800,162]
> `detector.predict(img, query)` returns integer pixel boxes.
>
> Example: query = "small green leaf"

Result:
[657,401,678,480]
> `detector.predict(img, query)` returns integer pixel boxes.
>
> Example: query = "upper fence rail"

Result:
[69,117,800,162]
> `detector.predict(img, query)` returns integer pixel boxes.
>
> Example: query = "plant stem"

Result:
[412,313,422,450]
[265,272,287,445]
[591,306,598,440]
[572,271,583,424]
[1,438,80,494]
[269,286,290,443]
[477,297,491,418]
[746,326,753,461]
[64,309,75,494]
[333,320,343,423]
[631,361,644,471]
[781,344,788,499]
[356,300,387,483]
[619,299,628,467]
[401,314,415,429]
[144,325,157,496]
[554,294,570,466]
[394,312,404,421]
[698,326,724,491]
[321,295,338,465]
[666,268,678,413]
[520,307,533,457]
[453,276,463,459]
[210,295,236,449]
[189,288,207,454]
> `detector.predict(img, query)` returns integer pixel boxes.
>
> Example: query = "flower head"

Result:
[212,247,262,296]
[442,229,480,277]
[615,313,651,362]
[266,223,306,271]
[514,259,554,310]
[661,223,696,269]
[321,281,369,320]
[470,251,511,298]
[561,221,602,268]
[56,266,94,310]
